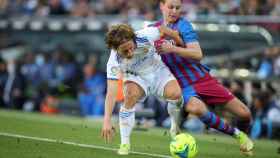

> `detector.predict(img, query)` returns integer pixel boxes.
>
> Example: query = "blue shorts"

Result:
[182,86,199,106]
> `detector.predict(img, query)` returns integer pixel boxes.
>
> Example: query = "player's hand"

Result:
[159,26,178,38]
[101,120,115,143]
[159,25,184,47]
[157,41,175,54]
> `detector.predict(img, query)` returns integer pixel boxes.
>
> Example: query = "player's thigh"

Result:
[154,66,181,100]
[224,97,251,120]
[123,81,145,108]
[163,80,181,100]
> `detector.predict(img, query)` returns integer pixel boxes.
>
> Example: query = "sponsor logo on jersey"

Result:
[135,37,149,43]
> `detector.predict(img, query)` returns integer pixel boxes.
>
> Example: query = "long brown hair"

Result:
[105,24,136,50]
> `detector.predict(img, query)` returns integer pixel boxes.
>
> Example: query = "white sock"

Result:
[119,105,135,145]
[167,102,179,130]
[167,97,183,131]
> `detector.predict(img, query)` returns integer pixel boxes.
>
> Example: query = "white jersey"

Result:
[106,27,163,80]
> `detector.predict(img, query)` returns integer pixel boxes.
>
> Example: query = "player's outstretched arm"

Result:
[101,79,118,143]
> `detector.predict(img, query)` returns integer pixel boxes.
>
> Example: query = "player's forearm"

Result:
[104,93,117,121]
[171,46,203,61]
[171,34,184,47]
[104,79,118,121]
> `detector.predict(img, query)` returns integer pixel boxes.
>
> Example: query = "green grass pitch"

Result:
[0,110,279,158]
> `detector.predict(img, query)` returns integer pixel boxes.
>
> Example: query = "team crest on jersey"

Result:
[143,47,149,54]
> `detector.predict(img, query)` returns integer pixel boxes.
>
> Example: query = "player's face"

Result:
[160,0,182,24]
[117,40,136,59]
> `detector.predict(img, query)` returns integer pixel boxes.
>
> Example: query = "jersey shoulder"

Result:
[106,50,120,80]
[177,17,193,30]
[135,27,160,43]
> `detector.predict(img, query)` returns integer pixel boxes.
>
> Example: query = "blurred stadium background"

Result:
[0,0,280,157]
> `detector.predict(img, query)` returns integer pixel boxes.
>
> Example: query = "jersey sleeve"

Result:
[106,50,120,80]
[178,18,198,43]
[136,27,161,43]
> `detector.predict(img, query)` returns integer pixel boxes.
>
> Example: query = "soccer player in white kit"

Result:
[101,24,184,155]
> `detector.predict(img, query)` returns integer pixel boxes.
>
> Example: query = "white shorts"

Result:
[123,64,176,102]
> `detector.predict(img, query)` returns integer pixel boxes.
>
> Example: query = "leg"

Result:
[184,96,236,136]
[163,80,182,137]
[189,79,254,156]
[163,80,181,101]
[123,81,145,109]
[224,97,252,133]
[118,81,145,155]
[224,98,254,156]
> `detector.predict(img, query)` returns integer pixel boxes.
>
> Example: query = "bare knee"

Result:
[164,80,181,100]
[185,97,207,116]
[124,82,144,109]
[124,91,140,109]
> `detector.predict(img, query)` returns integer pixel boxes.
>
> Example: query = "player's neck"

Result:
[163,17,180,26]
[163,20,174,27]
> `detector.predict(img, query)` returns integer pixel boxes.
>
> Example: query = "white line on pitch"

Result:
[0,132,170,158]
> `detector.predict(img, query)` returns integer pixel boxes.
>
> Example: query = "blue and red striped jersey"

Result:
[152,17,211,88]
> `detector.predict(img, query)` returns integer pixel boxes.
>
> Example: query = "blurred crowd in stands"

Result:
[257,46,280,78]
[219,45,280,79]
[0,0,280,139]
[1,0,280,33]
[0,49,106,116]
[0,0,280,18]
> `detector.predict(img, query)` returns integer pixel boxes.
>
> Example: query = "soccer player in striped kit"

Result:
[154,0,254,156]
